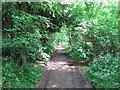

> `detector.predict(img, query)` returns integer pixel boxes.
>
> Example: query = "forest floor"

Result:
[35,45,92,88]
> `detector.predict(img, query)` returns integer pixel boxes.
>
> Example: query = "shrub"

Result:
[2,57,44,88]
[86,54,119,88]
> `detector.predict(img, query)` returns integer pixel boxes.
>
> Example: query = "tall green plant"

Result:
[2,2,67,88]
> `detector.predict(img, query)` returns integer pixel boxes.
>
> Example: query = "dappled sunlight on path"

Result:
[46,60,77,71]
[35,45,92,88]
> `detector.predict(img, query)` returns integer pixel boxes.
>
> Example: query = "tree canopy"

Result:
[2,0,119,88]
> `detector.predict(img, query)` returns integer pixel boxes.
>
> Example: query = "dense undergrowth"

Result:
[86,54,119,88]
[63,1,119,88]
[2,2,64,88]
[3,60,44,88]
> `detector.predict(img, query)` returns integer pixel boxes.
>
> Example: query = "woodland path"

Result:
[35,45,92,88]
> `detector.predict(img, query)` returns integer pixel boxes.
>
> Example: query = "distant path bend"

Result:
[35,45,92,88]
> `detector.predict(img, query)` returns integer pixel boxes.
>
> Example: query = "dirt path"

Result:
[35,45,92,88]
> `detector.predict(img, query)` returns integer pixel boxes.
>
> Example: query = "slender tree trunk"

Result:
[68,29,72,50]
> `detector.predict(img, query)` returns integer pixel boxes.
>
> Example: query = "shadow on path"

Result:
[35,45,92,88]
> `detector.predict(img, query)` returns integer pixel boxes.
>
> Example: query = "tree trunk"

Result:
[68,29,72,50]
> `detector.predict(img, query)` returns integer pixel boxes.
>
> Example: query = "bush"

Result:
[67,1,119,62]
[2,57,44,88]
[86,54,119,88]
[2,2,65,88]
[44,43,55,54]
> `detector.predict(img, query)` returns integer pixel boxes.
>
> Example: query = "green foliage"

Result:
[86,54,119,88]
[65,1,119,88]
[2,1,119,89]
[3,57,43,88]
[54,25,69,45]
[2,2,66,63]
[67,1,119,61]
[44,42,55,54]
[2,2,56,64]
[2,2,66,88]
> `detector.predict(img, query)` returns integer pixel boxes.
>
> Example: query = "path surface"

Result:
[35,45,92,88]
